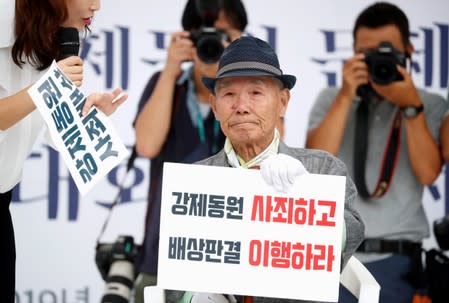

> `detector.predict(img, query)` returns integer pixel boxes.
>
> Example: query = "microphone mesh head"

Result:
[57,27,80,59]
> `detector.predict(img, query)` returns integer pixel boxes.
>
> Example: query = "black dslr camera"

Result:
[95,235,139,303]
[189,0,228,63]
[364,41,406,85]
[434,215,449,250]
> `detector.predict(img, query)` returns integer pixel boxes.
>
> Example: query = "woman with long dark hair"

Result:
[0,1,127,301]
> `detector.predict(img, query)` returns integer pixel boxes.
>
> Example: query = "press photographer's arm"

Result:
[306,53,366,155]
[134,31,193,158]
[371,63,442,184]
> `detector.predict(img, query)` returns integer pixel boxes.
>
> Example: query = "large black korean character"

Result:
[168,237,186,260]
[186,238,205,261]
[82,108,106,138]
[188,193,207,217]
[223,240,241,264]
[51,102,74,133]
[204,239,223,263]
[171,192,188,215]
[38,77,62,109]
[207,195,225,218]
[82,109,118,161]
[94,134,118,161]
[62,125,86,159]
[70,88,86,117]
[75,153,98,183]
[226,196,243,220]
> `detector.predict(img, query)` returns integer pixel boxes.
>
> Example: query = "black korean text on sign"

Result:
[171,192,243,220]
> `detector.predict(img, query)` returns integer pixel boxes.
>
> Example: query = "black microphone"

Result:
[57,27,80,60]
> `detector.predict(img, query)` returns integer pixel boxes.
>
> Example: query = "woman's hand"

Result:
[56,56,84,87]
[82,87,128,116]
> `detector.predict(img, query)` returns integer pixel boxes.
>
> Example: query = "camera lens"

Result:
[371,59,397,85]
[100,260,135,303]
[196,35,224,64]
[434,215,449,250]
[364,41,406,85]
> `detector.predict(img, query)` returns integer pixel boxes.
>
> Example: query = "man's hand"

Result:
[82,87,128,116]
[371,64,422,107]
[340,53,369,101]
[164,31,194,78]
[57,56,83,87]
[260,153,309,193]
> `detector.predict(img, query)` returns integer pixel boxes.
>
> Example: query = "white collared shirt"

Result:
[0,2,46,193]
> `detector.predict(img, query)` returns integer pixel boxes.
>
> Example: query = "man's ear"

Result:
[405,43,414,59]
[209,93,219,120]
[279,88,290,117]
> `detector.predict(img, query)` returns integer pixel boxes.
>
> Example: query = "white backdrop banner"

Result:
[11,1,448,302]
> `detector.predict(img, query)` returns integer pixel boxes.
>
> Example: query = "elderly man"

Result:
[167,36,364,303]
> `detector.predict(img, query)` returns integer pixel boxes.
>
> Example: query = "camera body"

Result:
[364,41,406,85]
[434,215,449,251]
[96,235,139,303]
[190,27,227,64]
[189,0,227,64]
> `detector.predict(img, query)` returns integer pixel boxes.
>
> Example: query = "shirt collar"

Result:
[225,129,281,168]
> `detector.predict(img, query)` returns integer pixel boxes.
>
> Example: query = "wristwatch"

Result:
[400,104,424,119]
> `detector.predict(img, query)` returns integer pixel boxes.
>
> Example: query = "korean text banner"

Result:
[159,162,346,302]
[27,61,129,195]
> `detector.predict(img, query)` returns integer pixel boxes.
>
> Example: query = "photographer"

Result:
[306,2,448,303]
[133,1,247,302]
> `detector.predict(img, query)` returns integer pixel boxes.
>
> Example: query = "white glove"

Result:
[191,293,235,303]
[260,153,309,193]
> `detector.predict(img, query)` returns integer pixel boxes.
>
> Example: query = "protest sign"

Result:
[158,162,346,302]
[28,61,128,195]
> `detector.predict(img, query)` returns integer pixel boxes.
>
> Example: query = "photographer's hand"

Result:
[371,64,421,107]
[340,53,369,101]
[164,31,194,79]
[306,53,368,154]
[135,31,193,159]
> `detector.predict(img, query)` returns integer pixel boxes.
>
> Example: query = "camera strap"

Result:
[96,146,138,245]
[353,98,402,199]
